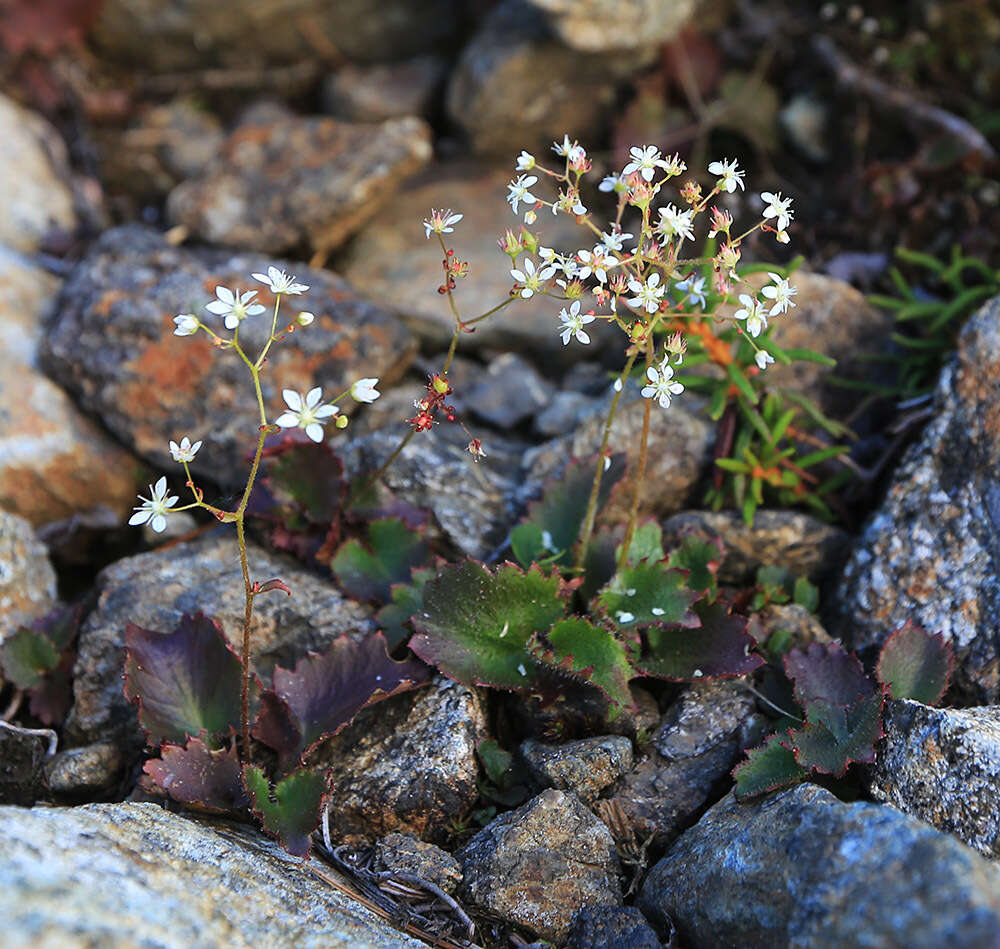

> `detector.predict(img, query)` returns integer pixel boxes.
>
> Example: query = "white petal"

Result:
[205,300,230,315]
[216,286,234,304]
[305,387,323,408]
[577,330,591,344]
[315,404,338,418]
[283,389,303,411]
[150,514,167,533]
[275,412,299,428]
[305,423,324,443]
[129,510,151,526]
[153,476,168,496]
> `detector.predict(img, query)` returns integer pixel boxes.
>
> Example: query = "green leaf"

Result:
[667,534,725,598]
[616,521,665,567]
[409,561,567,690]
[732,733,808,800]
[330,518,429,603]
[726,362,759,404]
[243,765,327,857]
[511,523,546,568]
[787,692,884,777]
[792,577,819,613]
[375,566,435,650]
[597,561,699,630]
[1,627,60,690]
[876,622,953,704]
[531,617,636,715]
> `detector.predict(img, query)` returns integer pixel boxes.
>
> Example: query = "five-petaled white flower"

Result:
[708,158,746,193]
[641,365,685,409]
[275,387,339,443]
[755,349,775,371]
[128,476,178,533]
[205,287,266,330]
[734,293,767,337]
[516,150,535,170]
[507,175,538,215]
[576,247,618,284]
[675,275,707,309]
[599,229,633,252]
[552,134,586,164]
[423,208,464,239]
[627,272,666,314]
[251,266,309,295]
[558,300,595,346]
[760,191,794,232]
[173,314,198,336]
[623,145,666,182]
[351,377,381,403]
[510,257,555,298]
[168,436,202,463]
[657,204,696,242]
[762,274,798,315]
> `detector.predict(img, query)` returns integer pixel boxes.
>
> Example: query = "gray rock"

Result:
[315,678,486,845]
[0,510,57,634]
[662,509,851,584]
[834,295,1000,703]
[870,699,1000,859]
[66,530,373,751]
[323,57,448,122]
[527,0,694,51]
[0,244,61,369]
[0,724,49,805]
[521,735,633,803]
[639,784,1000,949]
[168,110,432,256]
[459,788,622,942]
[567,904,665,949]
[535,390,599,437]
[465,353,556,430]
[374,833,463,894]
[595,681,765,849]
[754,602,833,654]
[0,802,425,947]
[45,742,125,797]
[42,225,416,488]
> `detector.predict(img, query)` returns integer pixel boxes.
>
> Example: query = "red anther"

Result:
[438,285,447,294]
[447,249,454,256]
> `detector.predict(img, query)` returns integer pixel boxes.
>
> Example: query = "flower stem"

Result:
[619,343,653,568]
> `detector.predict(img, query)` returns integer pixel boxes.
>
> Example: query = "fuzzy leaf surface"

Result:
[732,733,808,800]
[784,641,875,708]
[876,622,953,704]
[598,561,700,631]
[409,561,566,689]
[243,765,326,857]
[787,691,884,777]
[668,534,725,597]
[124,613,247,746]
[144,739,247,813]
[330,518,429,603]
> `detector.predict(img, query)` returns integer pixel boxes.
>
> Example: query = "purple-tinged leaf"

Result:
[787,691,885,777]
[252,577,292,597]
[251,692,302,773]
[330,518,429,603]
[876,621,953,705]
[243,764,326,857]
[124,613,250,746]
[638,600,763,681]
[597,561,700,631]
[732,733,808,800]
[784,641,875,709]
[1,605,80,690]
[409,561,568,691]
[144,738,247,813]
[27,650,75,725]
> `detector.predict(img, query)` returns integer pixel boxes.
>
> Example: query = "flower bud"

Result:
[499,228,522,256]
[432,374,451,395]
[519,227,539,256]
[335,414,349,429]
[296,311,315,327]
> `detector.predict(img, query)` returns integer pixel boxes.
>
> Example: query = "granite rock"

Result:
[44,742,126,798]
[323,57,448,123]
[373,833,463,895]
[465,353,556,430]
[521,735,633,803]
[0,511,58,634]
[566,904,666,949]
[527,0,696,52]
[0,724,50,805]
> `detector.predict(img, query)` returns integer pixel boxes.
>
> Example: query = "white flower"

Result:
[128,476,178,533]
[641,364,685,409]
[734,293,767,337]
[761,274,798,315]
[657,204,696,242]
[558,300,595,345]
[675,275,707,309]
[708,158,746,193]
[251,266,308,295]
[168,436,202,463]
[627,272,666,314]
[173,314,198,336]
[510,257,555,299]
[599,174,625,193]
[205,287,266,330]
[599,229,633,252]
[776,229,790,244]
[275,387,339,442]
[755,349,775,371]
[507,175,538,215]
[422,208,464,239]
[296,311,315,327]
[575,247,618,284]
[623,145,665,182]
[552,134,585,164]
[760,191,794,231]
[351,377,381,403]
[516,150,535,171]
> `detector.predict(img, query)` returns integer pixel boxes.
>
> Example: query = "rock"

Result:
[834,295,1000,703]
[323,57,448,122]
[0,93,76,253]
[44,742,125,797]
[508,682,661,742]
[639,784,1000,949]
[465,353,556,430]
[373,833,463,895]
[0,724,49,805]
[527,0,696,51]
[339,162,592,354]
[535,390,599,437]
[521,735,633,803]
[447,0,648,154]
[526,388,712,523]
[43,225,417,488]
[167,110,432,256]
[92,0,461,71]
[567,905,666,949]
[869,699,1000,859]
[0,802,425,947]
[314,678,486,845]
[754,602,833,654]
[661,509,851,584]
[595,680,765,849]
[0,511,57,633]
[0,245,61,368]
[459,788,622,942]
[66,530,374,750]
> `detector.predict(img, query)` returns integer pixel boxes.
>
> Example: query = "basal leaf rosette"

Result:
[597,561,700,631]
[409,560,569,690]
